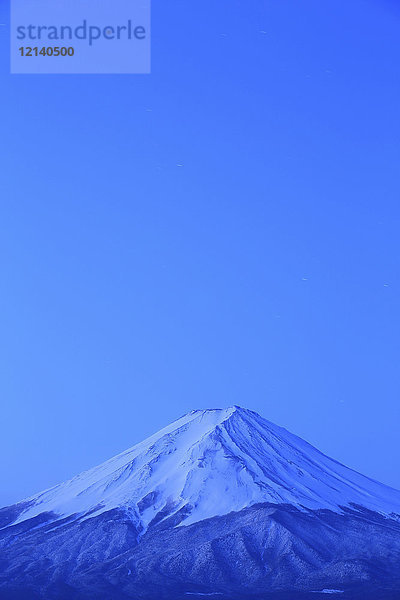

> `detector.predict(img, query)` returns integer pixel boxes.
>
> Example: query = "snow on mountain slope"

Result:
[8,406,400,531]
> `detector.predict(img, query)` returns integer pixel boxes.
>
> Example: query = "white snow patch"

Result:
[185,593,223,597]
[312,590,344,595]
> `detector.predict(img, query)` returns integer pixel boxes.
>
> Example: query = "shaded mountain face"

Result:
[1,406,400,600]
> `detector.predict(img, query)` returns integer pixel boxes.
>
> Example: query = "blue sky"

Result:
[0,0,399,506]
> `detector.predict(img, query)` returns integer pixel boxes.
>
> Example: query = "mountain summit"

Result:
[1,407,400,600]
[9,406,400,531]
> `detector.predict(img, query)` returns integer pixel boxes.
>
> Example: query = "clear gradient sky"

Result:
[0,0,399,506]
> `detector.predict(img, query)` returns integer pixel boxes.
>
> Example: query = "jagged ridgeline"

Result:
[1,407,400,599]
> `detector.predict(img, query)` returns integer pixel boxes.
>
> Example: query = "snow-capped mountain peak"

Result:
[9,406,400,531]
